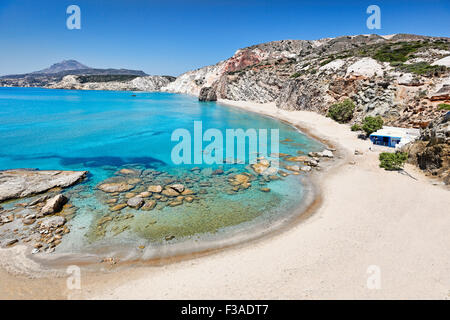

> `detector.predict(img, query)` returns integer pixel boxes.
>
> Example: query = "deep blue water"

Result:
[0,87,323,258]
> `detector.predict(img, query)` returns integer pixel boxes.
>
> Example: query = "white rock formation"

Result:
[346,57,384,78]
[319,59,346,71]
[161,63,225,96]
[431,55,450,67]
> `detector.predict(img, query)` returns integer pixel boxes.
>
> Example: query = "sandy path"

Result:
[76,100,449,299]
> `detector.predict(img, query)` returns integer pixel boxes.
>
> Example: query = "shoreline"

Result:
[82,100,449,299]
[1,98,449,299]
[0,97,341,299]
[0,97,334,273]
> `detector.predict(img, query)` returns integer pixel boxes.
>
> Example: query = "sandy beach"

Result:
[1,100,449,300]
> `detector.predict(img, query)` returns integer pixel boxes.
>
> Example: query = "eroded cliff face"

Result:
[161,34,450,129]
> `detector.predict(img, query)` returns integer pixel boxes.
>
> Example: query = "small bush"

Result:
[362,116,384,135]
[351,123,361,131]
[438,103,450,111]
[320,57,335,66]
[373,42,425,63]
[396,62,447,77]
[327,99,355,123]
[379,152,409,171]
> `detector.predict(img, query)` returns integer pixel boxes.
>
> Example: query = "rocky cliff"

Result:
[161,34,450,129]
[402,112,450,183]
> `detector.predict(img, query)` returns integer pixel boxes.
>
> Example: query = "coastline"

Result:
[1,99,449,299]
[0,96,330,275]
[83,100,449,299]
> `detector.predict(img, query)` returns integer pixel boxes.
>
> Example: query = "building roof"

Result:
[370,126,420,138]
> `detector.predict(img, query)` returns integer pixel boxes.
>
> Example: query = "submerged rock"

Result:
[40,216,66,230]
[285,165,300,172]
[118,168,138,175]
[0,169,87,202]
[251,162,270,175]
[148,185,163,193]
[110,203,127,212]
[162,188,180,197]
[138,191,151,198]
[284,156,309,162]
[168,201,183,207]
[212,168,224,175]
[169,184,185,193]
[98,182,134,193]
[141,200,156,211]
[127,196,144,209]
[181,188,196,195]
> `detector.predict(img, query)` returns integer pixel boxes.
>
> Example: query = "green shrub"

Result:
[438,103,450,111]
[290,72,302,78]
[362,116,384,135]
[373,42,425,63]
[379,152,409,171]
[320,57,335,66]
[327,99,355,123]
[351,123,361,131]
[396,62,447,77]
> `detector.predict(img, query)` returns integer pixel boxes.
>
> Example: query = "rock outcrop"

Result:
[403,112,450,183]
[40,194,68,215]
[0,170,87,202]
[199,86,217,101]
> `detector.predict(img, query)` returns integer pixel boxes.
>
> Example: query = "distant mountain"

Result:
[0,60,148,87]
[31,60,89,74]
[1,60,148,78]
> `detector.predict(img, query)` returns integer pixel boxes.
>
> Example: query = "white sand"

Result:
[2,100,449,299]
[76,100,449,299]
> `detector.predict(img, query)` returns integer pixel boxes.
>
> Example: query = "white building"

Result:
[369,126,421,149]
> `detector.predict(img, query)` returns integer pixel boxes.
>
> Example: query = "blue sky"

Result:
[0,0,449,76]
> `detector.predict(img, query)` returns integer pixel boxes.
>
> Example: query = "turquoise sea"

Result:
[0,87,323,260]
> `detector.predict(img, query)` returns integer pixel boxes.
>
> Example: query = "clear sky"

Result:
[0,0,449,76]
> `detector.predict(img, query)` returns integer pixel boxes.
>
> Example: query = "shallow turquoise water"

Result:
[0,87,323,258]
